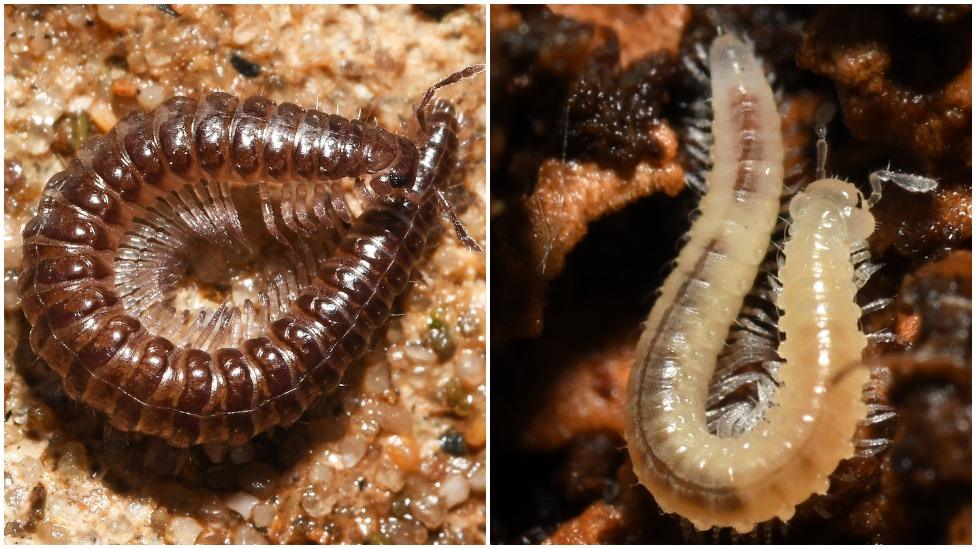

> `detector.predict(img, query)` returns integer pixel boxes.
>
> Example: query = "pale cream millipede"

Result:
[624,32,939,533]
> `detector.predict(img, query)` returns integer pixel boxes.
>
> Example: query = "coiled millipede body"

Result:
[623,32,796,533]
[623,32,937,533]
[18,66,483,448]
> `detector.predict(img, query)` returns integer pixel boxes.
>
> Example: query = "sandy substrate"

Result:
[4,5,485,544]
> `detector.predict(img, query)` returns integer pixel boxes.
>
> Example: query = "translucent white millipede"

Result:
[625,32,938,533]
[623,32,787,533]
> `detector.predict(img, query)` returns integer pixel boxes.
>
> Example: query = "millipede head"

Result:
[367,133,419,190]
[386,154,419,189]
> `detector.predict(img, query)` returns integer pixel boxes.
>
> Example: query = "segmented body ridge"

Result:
[624,33,928,534]
[624,33,791,532]
[19,88,464,447]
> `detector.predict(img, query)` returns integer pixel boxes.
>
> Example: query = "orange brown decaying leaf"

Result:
[524,125,684,279]
[521,336,633,452]
[543,500,624,544]
[549,5,691,66]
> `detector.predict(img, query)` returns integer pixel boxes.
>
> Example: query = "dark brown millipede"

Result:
[18,65,484,447]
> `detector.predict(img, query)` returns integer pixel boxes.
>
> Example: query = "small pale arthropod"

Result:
[624,32,938,533]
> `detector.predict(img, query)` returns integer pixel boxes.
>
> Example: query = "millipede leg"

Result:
[436,190,481,252]
[258,184,293,247]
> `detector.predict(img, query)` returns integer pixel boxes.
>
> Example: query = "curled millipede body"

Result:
[624,32,938,534]
[624,33,791,532]
[18,66,482,448]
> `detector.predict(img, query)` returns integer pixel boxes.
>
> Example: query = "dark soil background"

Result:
[489,5,971,544]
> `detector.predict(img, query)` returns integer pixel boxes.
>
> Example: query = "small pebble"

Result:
[386,345,410,370]
[374,461,406,491]
[36,521,69,544]
[232,524,268,544]
[197,531,227,544]
[352,83,373,102]
[138,84,165,110]
[425,318,456,361]
[110,78,137,97]
[440,430,467,456]
[456,308,482,337]
[26,135,51,156]
[66,95,94,113]
[251,502,276,529]
[197,498,230,523]
[437,378,474,417]
[409,488,446,529]
[301,486,336,518]
[17,457,42,488]
[372,401,411,435]
[380,515,427,544]
[362,361,392,395]
[384,435,420,472]
[439,474,470,508]
[404,344,437,365]
[309,460,335,485]
[338,436,368,468]
[164,516,203,545]
[11,405,29,426]
[64,6,88,28]
[230,53,261,78]
[126,51,147,74]
[86,101,117,133]
[224,491,259,520]
[150,506,170,531]
[468,463,486,493]
[57,442,90,478]
[464,412,486,448]
[454,349,485,388]
[144,49,172,68]
[233,21,261,45]
[96,5,134,30]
